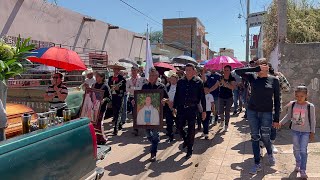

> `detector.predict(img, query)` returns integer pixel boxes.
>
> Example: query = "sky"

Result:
[56,0,274,61]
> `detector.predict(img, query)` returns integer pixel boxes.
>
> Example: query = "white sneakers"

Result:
[271,144,278,154]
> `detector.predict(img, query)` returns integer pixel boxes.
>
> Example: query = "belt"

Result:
[183,104,197,108]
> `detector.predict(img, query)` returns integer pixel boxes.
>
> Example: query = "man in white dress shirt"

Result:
[127,66,146,136]
[164,70,179,142]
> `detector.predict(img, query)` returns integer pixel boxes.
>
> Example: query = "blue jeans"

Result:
[146,129,160,154]
[247,109,273,164]
[292,130,310,171]
[120,94,128,124]
[0,128,5,141]
[233,89,240,111]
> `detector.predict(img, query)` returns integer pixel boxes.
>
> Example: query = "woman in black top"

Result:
[209,65,236,131]
[92,72,112,145]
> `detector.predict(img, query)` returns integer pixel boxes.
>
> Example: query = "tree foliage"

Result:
[263,0,320,58]
[0,35,35,84]
[145,31,163,43]
[136,93,160,111]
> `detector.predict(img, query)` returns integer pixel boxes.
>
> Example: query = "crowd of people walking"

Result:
[0,54,315,178]
[37,57,316,179]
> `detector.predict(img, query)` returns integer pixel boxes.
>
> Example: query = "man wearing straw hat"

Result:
[80,67,96,90]
[107,63,127,135]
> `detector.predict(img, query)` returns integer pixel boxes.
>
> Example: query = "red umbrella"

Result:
[154,62,177,72]
[27,47,87,71]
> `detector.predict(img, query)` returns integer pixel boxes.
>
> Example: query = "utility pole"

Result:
[190,25,193,58]
[277,0,287,43]
[245,0,250,63]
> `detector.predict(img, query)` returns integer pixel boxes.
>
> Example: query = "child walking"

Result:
[203,86,215,139]
[279,85,316,179]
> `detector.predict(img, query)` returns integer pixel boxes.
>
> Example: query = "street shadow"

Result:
[230,118,249,135]
[231,157,277,180]
[147,151,193,178]
[280,171,298,179]
[231,140,252,155]
[104,147,150,176]
[0,0,24,37]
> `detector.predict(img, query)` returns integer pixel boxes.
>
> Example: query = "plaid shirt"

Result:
[276,72,291,92]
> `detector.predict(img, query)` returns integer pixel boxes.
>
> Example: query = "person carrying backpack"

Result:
[278,85,316,179]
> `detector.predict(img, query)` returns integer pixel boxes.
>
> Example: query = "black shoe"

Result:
[112,130,118,136]
[182,142,187,149]
[132,129,139,136]
[118,124,123,130]
[185,152,192,159]
[168,136,174,143]
[150,153,156,162]
[242,114,247,119]
[97,141,107,145]
[233,111,237,115]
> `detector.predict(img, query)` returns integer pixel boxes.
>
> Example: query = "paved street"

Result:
[98,113,320,180]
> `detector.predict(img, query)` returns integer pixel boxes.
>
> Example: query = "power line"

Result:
[240,0,246,16]
[118,0,162,26]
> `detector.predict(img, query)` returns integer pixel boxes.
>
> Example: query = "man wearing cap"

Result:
[174,63,206,159]
[80,68,96,90]
[164,70,179,142]
[107,63,126,135]
[126,66,145,136]
[202,68,221,124]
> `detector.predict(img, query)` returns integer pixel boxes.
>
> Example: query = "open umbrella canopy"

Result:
[118,58,139,68]
[171,55,198,65]
[205,56,244,70]
[27,47,87,71]
[29,65,55,72]
[154,62,176,72]
[199,60,209,65]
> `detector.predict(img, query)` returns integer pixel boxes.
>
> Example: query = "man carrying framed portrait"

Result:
[133,67,168,162]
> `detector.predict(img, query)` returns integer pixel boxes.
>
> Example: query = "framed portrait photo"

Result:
[133,89,164,129]
[80,88,105,124]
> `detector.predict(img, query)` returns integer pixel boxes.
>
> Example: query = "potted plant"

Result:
[0,35,35,108]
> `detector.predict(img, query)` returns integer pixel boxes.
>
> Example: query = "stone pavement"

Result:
[195,114,320,180]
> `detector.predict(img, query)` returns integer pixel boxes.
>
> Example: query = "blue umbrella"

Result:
[200,60,209,65]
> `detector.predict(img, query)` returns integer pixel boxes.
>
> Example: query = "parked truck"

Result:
[0,117,110,180]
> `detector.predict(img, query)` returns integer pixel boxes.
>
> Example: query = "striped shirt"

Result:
[46,83,68,109]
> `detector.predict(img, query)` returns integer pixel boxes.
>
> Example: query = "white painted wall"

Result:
[0,0,146,63]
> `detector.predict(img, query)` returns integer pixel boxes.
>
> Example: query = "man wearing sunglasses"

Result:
[44,72,68,117]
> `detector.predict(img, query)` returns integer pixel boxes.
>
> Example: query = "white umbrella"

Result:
[30,65,56,72]
[118,58,139,68]
[172,55,198,65]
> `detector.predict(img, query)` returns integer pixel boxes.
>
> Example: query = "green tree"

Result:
[263,0,320,58]
[145,31,163,43]
[137,93,161,111]
[0,35,35,108]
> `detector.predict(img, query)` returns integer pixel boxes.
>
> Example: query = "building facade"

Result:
[163,17,210,60]
[219,48,234,58]
[0,0,146,65]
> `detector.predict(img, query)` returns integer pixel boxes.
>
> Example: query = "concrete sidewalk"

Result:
[195,114,320,180]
